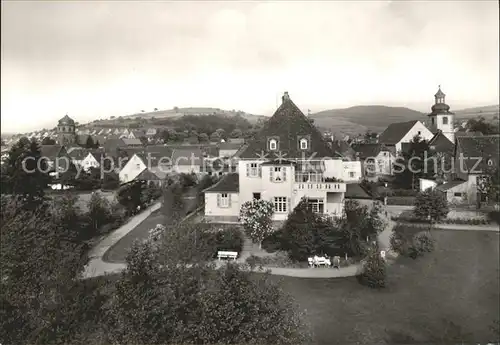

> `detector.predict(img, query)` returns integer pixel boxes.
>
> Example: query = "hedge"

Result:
[391,215,492,225]
[386,196,416,206]
[200,228,245,258]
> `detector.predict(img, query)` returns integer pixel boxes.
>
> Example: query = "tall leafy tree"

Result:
[239,199,275,249]
[393,134,433,190]
[0,196,91,345]
[1,137,51,204]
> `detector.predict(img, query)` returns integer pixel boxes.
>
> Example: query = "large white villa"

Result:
[203,92,362,222]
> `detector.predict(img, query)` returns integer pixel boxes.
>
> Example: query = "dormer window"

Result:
[443,117,448,125]
[269,140,277,150]
[297,135,310,151]
[488,159,493,166]
[267,136,279,151]
[300,138,308,150]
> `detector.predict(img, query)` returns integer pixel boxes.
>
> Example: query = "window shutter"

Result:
[258,164,262,177]
[228,194,232,207]
[217,194,221,207]
[269,168,273,182]
[283,167,287,181]
[287,197,291,213]
[246,163,250,177]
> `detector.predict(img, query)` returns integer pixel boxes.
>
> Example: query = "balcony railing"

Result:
[295,182,346,192]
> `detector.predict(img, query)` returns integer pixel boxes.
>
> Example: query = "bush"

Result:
[489,210,500,225]
[200,227,245,258]
[357,251,387,288]
[245,252,301,268]
[387,196,416,206]
[261,229,284,253]
[413,233,435,254]
[391,189,418,197]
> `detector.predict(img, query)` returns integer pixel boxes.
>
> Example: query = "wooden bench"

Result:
[217,251,238,261]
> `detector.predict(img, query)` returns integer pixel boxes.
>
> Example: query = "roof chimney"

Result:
[282,91,290,103]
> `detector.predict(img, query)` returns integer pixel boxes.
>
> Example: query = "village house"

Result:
[218,142,243,158]
[203,92,349,223]
[40,144,71,178]
[352,143,396,180]
[378,120,434,153]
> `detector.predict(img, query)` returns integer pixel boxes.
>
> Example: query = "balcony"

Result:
[294,182,346,192]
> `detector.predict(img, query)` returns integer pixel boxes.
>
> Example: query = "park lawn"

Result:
[102,208,166,263]
[102,188,199,263]
[267,228,500,345]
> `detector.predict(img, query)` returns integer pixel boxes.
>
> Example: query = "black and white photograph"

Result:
[1,1,499,344]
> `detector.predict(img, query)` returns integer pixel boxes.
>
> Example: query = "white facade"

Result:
[80,153,100,171]
[235,159,346,221]
[342,160,362,182]
[419,178,437,191]
[204,192,240,217]
[119,154,147,184]
[396,121,434,152]
[429,114,455,143]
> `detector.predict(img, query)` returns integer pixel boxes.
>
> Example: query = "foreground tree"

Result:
[0,196,92,345]
[1,137,51,204]
[239,199,275,248]
[105,230,310,345]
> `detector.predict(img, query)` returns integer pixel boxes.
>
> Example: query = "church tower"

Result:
[56,114,76,145]
[427,86,455,143]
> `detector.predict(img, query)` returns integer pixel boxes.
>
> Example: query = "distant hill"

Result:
[122,107,266,125]
[310,106,426,136]
[453,105,499,121]
[309,104,500,136]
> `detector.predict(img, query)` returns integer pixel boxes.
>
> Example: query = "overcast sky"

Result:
[1,1,499,133]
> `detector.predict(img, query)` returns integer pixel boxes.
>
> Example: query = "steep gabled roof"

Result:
[435,180,467,191]
[171,148,203,166]
[352,143,384,159]
[378,120,419,145]
[455,135,500,173]
[203,173,239,193]
[239,92,334,159]
[429,131,454,154]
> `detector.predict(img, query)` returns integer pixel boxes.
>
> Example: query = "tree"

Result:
[357,249,387,288]
[333,200,385,257]
[230,128,243,138]
[278,198,342,260]
[161,181,185,224]
[105,233,310,345]
[0,196,92,344]
[1,137,51,204]
[393,134,432,190]
[198,132,209,142]
[86,191,112,234]
[466,116,499,134]
[210,131,221,142]
[84,136,98,149]
[477,167,500,204]
[413,188,449,228]
[41,137,56,145]
[239,199,275,249]
[117,180,147,216]
[139,135,148,146]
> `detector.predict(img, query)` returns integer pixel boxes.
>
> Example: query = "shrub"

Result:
[387,196,416,206]
[210,227,244,255]
[245,252,300,268]
[261,230,284,253]
[489,210,500,225]
[413,233,435,254]
[357,251,387,288]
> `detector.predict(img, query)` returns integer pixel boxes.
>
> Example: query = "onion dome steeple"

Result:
[430,85,452,114]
